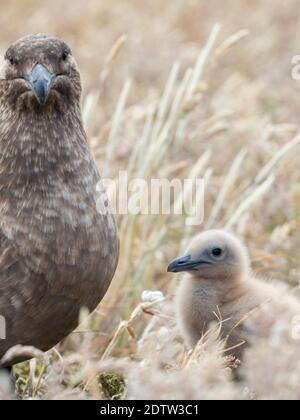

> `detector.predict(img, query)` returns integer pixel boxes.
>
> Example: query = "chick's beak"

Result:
[167,255,193,273]
[167,253,213,273]
[25,64,56,106]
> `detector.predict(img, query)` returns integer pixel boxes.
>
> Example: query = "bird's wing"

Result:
[0,227,30,362]
[0,228,21,303]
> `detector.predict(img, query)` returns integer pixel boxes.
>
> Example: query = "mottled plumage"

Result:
[0,34,119,366]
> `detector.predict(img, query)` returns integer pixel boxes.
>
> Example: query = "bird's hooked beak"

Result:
[167,253,213,273]
[25,64,56,106]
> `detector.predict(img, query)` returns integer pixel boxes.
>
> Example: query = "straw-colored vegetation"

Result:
[0,0,300,400]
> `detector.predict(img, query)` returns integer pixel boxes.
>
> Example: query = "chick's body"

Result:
[169,230,299,360]
[176,275,268,352]
[0,35,119,365]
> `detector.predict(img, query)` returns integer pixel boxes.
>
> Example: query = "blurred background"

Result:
[1,0,300,120]
[2,0,300,399]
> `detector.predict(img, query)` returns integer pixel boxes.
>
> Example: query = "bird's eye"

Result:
[212,248,223,257]
[62,49,69,61]
[7,56,16,66]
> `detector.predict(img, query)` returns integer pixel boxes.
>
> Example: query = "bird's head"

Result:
[167,230,251,282]
[1,34,81,112]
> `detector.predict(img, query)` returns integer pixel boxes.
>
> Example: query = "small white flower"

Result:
[142,290,165,303]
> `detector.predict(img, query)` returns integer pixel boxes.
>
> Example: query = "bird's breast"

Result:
[0,176,119,306]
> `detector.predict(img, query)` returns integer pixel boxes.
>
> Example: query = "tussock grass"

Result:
[0,0,300,400]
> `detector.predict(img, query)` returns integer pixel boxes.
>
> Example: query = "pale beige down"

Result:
[168,230,300,360]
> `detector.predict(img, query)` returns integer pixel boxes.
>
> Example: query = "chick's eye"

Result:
[212,248,223,257]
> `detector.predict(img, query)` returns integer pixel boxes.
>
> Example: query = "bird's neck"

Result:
[189,274,247,306]
[0,105,93,187]
[1,104,81,155]
[0,104,101,225]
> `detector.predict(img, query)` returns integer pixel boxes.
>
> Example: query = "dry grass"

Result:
[0,0,300,400]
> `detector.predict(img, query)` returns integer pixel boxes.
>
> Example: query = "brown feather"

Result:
[0,34,119,366]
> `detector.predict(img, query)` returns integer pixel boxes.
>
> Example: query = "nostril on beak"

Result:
[167,255,192,273]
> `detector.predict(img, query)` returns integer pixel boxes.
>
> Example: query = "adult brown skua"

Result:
[0,34,119,367]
